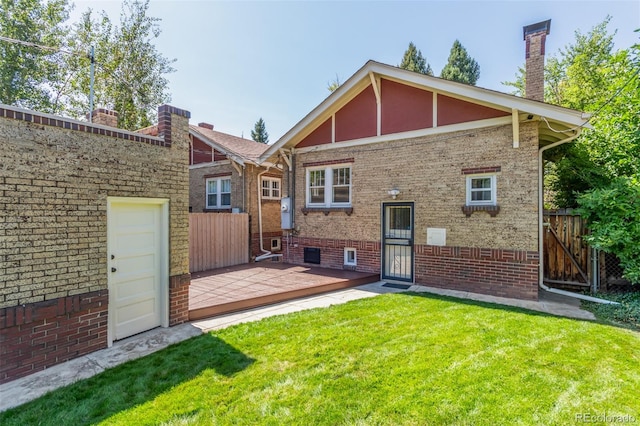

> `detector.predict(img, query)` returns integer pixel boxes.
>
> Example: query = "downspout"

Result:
[255,167,283,262]
[291,148,296,231]
[538,129,618,304]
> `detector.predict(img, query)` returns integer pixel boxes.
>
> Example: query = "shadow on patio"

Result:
[189,262,379,321]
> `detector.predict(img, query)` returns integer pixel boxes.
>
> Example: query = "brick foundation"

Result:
[283,236,381,273]
[169,273,191,326]
[251,231,284,258]
[0,290,108,384]
[283,236,538,300]
[414,245,539,300]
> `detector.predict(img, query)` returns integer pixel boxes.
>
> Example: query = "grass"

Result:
[582,290,640,331]
[2,292,640,425]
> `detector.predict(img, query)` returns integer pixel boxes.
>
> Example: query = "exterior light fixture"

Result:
[387,189,400,199]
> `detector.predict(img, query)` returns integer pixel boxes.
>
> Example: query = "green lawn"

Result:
[2,292,640,425]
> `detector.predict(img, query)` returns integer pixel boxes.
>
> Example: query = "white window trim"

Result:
[205,177,231,209]
[344,247,357,266]
[466,174,497,206]
[261,176,281,200]
[305,164,352,208]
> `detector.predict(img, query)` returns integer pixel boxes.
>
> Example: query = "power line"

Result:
[0,35,78,56]
[542,65,640,134]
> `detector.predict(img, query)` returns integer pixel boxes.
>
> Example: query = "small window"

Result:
[466,174,496,206]
[206,177,231,208]
[344,247,357,266]
[306,165,352,207]
[261,177,281,200]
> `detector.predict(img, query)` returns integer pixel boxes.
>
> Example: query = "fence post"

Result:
[591,247,599,293]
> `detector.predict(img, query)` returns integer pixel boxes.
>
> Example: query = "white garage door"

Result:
[108,199,168,341]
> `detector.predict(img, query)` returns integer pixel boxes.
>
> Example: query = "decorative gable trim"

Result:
[295,116,511,154]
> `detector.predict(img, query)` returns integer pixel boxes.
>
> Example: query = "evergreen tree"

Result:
[440,40,480,85]
[399,42,433,75]
[251,118,269,144]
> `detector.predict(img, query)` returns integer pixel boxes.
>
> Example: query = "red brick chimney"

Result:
[198,122,214,130]
[523,19,551,102]
[88,108,118,128]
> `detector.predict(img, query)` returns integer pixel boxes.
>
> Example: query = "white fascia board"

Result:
[259,60,590,162]
[188,160,231,170]
[369,62,588,127]
[294,116,511,154]
[259,62,376,163]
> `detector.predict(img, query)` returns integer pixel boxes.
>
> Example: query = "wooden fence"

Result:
[543,210,591,288]
[189,213,249,273]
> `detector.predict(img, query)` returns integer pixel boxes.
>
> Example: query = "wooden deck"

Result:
[189,263,380,320]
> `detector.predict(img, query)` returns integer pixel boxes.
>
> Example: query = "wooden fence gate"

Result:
[189,213,249,273]
[543,210,592,290]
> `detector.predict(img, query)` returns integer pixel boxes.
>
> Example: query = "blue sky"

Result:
[71,1,640,142]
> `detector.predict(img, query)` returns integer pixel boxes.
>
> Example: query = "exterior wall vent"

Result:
[303,247,321,264]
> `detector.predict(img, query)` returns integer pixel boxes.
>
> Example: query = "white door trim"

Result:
[106,197,170,347]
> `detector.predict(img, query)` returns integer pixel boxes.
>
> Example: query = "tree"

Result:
[251,118,269,144]
[399,42,433,75]
[505,18,640,282]
[0,0,174,130]
[578,176,640,284]
[0,0,70,112]
[503,17,639,206]
[440,40,480,85]
[60,0,175,130]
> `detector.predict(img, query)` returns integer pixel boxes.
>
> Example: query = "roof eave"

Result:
[259,60,591,163]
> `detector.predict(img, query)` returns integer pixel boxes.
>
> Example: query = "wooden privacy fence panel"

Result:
[189,213,249,273]
[543,210,590,287]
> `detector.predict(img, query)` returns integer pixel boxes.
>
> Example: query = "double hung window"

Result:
[306,165,351,207]
[466,174,496,206]
[206,177,231,208]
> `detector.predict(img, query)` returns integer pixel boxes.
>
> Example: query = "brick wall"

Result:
[0,104,191,383]
[525,31,547,102]
[286,122,540,299]
[283,236,380,273]
[292,123,539,251]
[189,163,283,259]
[189,163,237,213]
[414,245,538,300]
[0,291,108,383]
[282,236,538,300]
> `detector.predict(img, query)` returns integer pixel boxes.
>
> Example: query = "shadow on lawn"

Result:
[399,290,590,321]
[0,334,255,425]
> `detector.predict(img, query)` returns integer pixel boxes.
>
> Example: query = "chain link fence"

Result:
[599,251,633,292]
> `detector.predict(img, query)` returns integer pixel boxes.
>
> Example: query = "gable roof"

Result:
[259,60,591,163]
[190,125,269,165]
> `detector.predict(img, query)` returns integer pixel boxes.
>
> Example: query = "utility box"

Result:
[281,197,292,229]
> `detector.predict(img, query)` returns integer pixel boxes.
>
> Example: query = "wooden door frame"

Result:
[106,197,169,347]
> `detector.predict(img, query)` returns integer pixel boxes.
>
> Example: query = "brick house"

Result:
[189,123,284,259]
[0,104,192,383]
[259,23,589,300]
